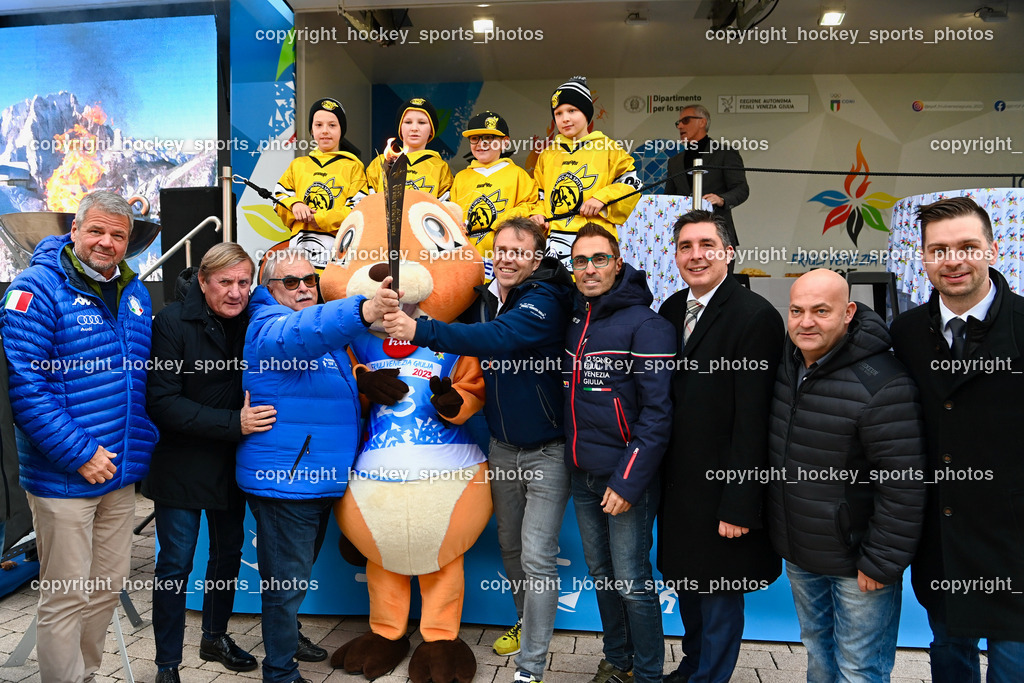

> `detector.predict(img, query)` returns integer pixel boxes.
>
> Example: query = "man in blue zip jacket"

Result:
[383,217,574,683]
[2,190,159,683]
[236,248,393,683]
[564,224,675,683]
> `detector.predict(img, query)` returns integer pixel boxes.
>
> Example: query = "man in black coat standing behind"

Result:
[658,210,782,683]
[144,243,277,683]
[664,106,749,252]
[890,196,1024,683]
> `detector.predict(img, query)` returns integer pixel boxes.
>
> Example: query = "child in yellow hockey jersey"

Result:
[450,111,541,263]
[274,97,368,238]
[366,97,453,200]
[531,76,641,268]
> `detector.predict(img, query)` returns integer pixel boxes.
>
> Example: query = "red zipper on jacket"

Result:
[570,303,592,467]
[613,396,631,444]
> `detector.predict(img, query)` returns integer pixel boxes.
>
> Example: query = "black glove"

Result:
[355,367,408,405]
[429,375,463,419]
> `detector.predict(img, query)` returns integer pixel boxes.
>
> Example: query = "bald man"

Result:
[765,269,926,683]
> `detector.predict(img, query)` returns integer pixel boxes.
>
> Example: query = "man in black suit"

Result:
[664,105,749,251]
[658,210,782,683]
[890,196,1024,683]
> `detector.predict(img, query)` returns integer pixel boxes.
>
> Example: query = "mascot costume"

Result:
[319,186,492,683]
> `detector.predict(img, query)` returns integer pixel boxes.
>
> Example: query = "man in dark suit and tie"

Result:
[664,106,749,251]
[890,196,1024,683]
[658,210,783,683]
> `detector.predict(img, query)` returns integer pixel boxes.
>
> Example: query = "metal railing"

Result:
[140,216,222,280]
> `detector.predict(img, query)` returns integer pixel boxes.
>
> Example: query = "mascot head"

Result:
[320,190,484,324]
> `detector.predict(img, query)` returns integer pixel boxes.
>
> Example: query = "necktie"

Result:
[947,317,967,360]
[683,300,704,345]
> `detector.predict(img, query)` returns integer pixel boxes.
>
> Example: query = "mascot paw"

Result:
[337,531,368,567]
[330,632,410,679]
[408,639,476,683]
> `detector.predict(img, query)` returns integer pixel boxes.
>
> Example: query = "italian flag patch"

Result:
[4,290,33,313]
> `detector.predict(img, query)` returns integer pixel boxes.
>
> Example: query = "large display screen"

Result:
[0,13,218,279]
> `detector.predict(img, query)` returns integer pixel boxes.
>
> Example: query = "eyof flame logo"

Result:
[807,141,898,246]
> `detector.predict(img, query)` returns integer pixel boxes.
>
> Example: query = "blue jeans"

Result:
[153,500,246,668]
[248,495,334,683]
[786,563,901,683]
[571,472,663,683]
[489,437,571,679]
[927,613,1024,683]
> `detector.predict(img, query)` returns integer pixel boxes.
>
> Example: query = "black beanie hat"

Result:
[308,98,346,138]
[396,97,439,143]
[550,76,594,123]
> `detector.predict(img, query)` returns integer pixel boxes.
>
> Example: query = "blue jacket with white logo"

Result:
[2,234,157,498]
[564,264,675,504]
[235,286,365,499]
[412,257,573,448]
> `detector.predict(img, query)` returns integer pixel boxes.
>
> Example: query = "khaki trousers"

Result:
[27,485,135,683]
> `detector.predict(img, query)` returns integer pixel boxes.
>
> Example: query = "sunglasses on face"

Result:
[676,116,704,125]
[570,253,613,270]
[469,135,499,145]
[269,274,318,290]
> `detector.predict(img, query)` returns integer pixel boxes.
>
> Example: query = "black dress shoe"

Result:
[296,630,328,662]
[663,667,690,683]
[155,668,180,683]
[199,634,258,672]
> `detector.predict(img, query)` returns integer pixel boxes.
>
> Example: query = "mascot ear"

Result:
[441,201,464,225]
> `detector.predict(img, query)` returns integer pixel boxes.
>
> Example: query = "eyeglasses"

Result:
[676,116,705,125]
[468,135,499,145]
[269,274,318,290]
[570,254,613,270]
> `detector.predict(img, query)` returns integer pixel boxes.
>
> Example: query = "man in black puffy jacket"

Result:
[767,268,926,683]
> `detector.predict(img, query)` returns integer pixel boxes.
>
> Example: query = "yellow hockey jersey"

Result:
[274,149,368,236]
[366,149,453,201]
[533,131,641,266]
[450,158,542,257]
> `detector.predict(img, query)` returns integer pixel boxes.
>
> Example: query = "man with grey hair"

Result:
[145,243,276,683]
[2,189,159,683]
[664,105,749,253]
[236,248,395,683]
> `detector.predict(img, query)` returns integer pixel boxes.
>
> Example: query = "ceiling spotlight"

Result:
[819,2,845,25]
[473,18,494,33]
[975,5,1009,22]
[625,11,648,25]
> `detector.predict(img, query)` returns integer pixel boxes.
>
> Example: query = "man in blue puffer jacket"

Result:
[2,190,158,683]
[564,224,675,683]
[236,248,392,683]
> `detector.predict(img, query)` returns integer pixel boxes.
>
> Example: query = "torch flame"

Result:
[383,137,406,162]
[44,104,109,212]
[843,141,871,199]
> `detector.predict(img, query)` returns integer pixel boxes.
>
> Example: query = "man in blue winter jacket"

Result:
[2,190,159,683]
[236,248,394,683]
[383,217,574,683]
[564,223,675,683]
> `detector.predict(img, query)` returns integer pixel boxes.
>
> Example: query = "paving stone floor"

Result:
[0,494,961,682]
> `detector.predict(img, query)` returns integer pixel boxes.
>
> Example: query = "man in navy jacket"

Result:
[3,190,158,683]
[564,224,674,683]
[383,218,573,683]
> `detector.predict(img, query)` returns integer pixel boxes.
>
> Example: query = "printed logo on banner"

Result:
[624,96,644,114]
[807,141,898,246]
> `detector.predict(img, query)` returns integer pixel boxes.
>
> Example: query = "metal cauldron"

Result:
[0,196,161,271]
